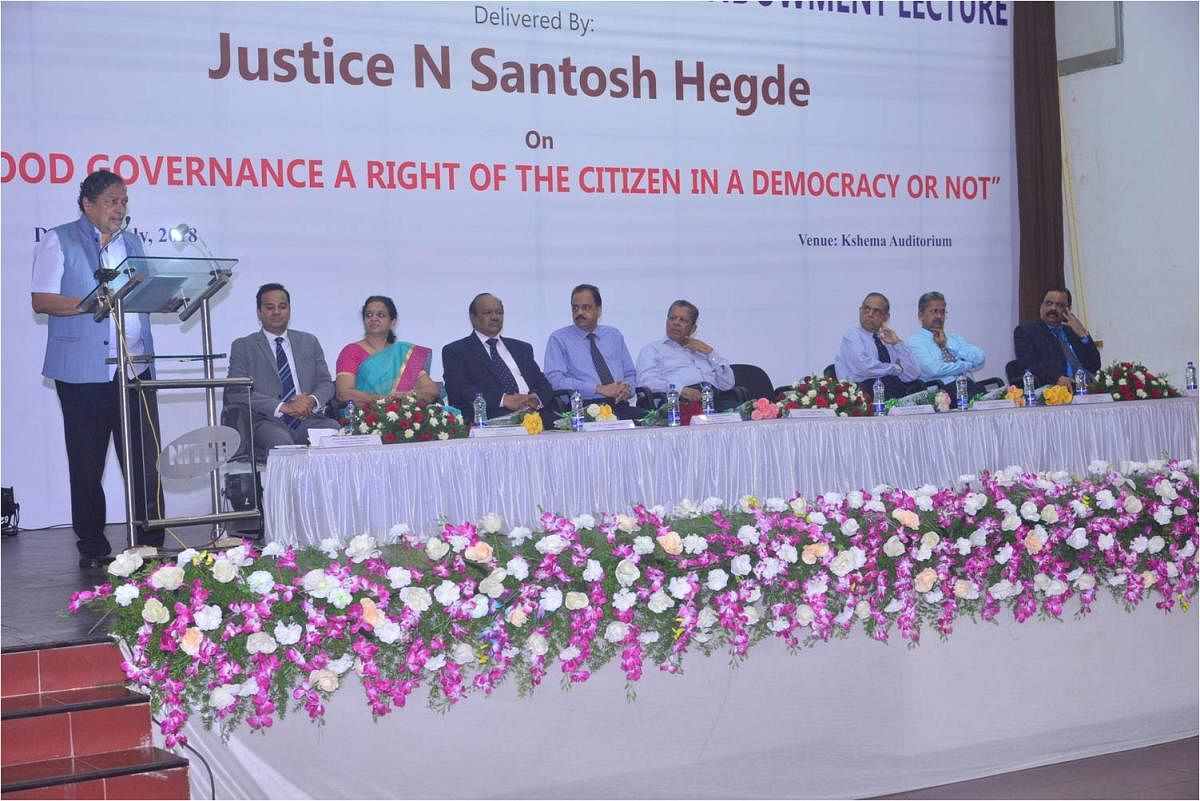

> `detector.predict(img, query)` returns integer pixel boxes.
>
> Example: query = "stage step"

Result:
[0,640,188,799]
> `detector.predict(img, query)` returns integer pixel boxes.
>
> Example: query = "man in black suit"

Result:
[1013,287,1101,387]
[442,293,556,425]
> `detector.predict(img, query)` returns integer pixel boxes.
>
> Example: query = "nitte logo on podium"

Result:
[158,426,241,480]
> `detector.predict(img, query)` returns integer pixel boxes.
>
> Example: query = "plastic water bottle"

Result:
[666,384,681,426]
[700,383,714,415]
[473,393,487,427]
[342,399,356,434]
[1186,361,1197,391]
[570,391,584,431]
[954,374,969,410]
[872,379,885,415]
[1022,370,1036,406]
[1074,369,1087,396]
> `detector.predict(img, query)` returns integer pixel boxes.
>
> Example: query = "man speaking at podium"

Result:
[30,169,164,569]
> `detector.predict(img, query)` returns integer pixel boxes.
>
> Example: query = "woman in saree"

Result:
[335,296,442,409]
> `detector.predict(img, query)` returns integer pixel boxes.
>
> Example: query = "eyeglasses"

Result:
[860,305,888,317]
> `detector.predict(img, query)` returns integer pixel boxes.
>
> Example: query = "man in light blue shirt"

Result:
[636,300,739,410]
[834,291,924,401]
[906,291,987,402]
[544,284,648,420]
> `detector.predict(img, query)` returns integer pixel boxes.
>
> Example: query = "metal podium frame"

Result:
[79,255,261,550]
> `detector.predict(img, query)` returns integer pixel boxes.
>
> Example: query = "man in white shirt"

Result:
[636,300,739,409]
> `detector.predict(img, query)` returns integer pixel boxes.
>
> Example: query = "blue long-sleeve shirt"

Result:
[544,324,638,399]
[905,328,986,382]
[635,338,735,393]
[834,325,921,383]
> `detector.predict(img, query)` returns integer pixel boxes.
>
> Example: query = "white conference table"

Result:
[263,398,1198,545]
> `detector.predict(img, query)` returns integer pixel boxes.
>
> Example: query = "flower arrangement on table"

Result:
[1043,384,1074,406]
[555,401,618,430]
[1005,385,1026,407]
[1088,361,1181,402]
[490,410,545,435]
[71,459,1198,747]
[342,395,466,444]
[883,387,953,413]
[775,376,872,417]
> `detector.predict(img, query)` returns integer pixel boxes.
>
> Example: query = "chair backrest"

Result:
[1004,359,1023,387]
[731,363,775,400]
[823,363,837,379]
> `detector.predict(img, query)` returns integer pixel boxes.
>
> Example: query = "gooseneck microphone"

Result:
[94,216,132,281]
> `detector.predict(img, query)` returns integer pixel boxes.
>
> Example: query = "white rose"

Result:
[808,511,828,526]
[615,559,641,587]
[756,557,783,581]
[696,606,719,629]
[668,576,692,600]
[506,526,532,546]
[1001,514,1021,532]
[274,621,302,645]
[309,669,340,692]
[375,618,402,644]
[535,534,566,555]
[141,598,169,624]
[1153,507,1173,525]
[988,579,1016,600]
[194,604,222,631]
[582,559,604,582]
[1097,532,1115,551]
[828,550,855,577]
[434,580,461,606]
[113,583,140,607]
[1147,535,1166,553]
[400,586,432,614]
[345,534,380,563]
[882,535,906,558]
[615,514,639,533]
[1066,528,1088,549]
[387,523,412,543]
[327,587,352,610]
[706,568,729,591]
[955,537,972,556]
[424,538,450,560]
[107,551,144,578]
[209,684,238,710]
[558,645,581,662]
[1095,490,1116,510]
[994,543,1013,565]
[1019,501,1039,521]
[175,547,199,567]
[736,525,759,546]
[1075,573,1097,591]
[261,541,285,558]
[682,534,708,555]
[318,537,341,558]
[479,568,508,599]
[449,534,473,553]
[1123,495,1143,515]
[730,554,753,576]
[633,536,655,555]
[386,567,412,589]
[846,491,864,509]
[788,497,807,515]
[854,599,872,620]
[839,518,860,537]
[743,606,761,626]
[963,493,988,516]
[506,556,530,581]
[604,621,629,643]
[564,591,590,610]
[1130,535,1149,554]
[451,643,475,665]
[246,632,278,655]
[463,595,490,619]
[539,587,563,613]
[612,588,637,612]
[149,565,184,591]
[639,631,660,645]
[246,570,275,595]
[302,569,335,599]
[525,633,549,657]
[1155,481,1179,501]
[211,558,237,584]
[423,654,445,671]
[571,514,596,530]
[776,543,798,564]
[647,590,674,613]
[795,603,815,626]
[1040,506,1059,524]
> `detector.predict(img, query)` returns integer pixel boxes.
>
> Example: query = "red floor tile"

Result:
[103,766,189,800]
[68,704,151,757]
[37,645,124,693]
[0,714,71,766]
[0,652,41,698]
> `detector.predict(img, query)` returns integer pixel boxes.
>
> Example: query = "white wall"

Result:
[1058,2,1199,380]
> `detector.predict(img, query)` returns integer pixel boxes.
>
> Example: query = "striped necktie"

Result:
[275,336,300,430]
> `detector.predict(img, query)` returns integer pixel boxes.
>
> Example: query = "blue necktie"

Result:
[1051,326,1084,379]
[486,338,520,396]
[275,336,300,430]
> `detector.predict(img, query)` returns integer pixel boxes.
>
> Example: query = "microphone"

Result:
[94,216,133,281]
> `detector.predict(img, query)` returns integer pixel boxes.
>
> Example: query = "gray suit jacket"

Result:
[226,329,336,420]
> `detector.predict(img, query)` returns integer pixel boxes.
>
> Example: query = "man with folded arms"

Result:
[636,300,739,410]
[906,290,987,403]
[835,291,925,400]
[442,292,555,426]
[1013,287,1100,387]
[544,283,648,421]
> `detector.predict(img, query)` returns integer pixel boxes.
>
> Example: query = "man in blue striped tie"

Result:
[226,283,338,458]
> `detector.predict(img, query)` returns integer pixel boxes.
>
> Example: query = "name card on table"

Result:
[1072,394,1115,405]
[469,426,530,438]
[788,408,836,419]
[972,399,1018,411]
[582,420,636,431]
[1183,388,1199,398]
[315,433,383,448]
[691,412,744,425]
[887,405,934,416]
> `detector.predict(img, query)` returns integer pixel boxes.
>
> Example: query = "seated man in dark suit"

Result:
[442,293,556,426]
[1013,287,1101,387]
[226,283,339,459]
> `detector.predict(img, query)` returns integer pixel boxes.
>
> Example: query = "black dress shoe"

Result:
[78,555,114,569]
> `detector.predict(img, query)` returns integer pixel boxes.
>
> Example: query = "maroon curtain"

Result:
[1013,2,1064,324]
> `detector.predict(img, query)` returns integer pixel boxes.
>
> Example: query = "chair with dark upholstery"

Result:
[731,363,775,401]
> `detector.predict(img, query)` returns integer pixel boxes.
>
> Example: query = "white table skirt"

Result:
[179,594,1199,799]
[263,399,1198,546]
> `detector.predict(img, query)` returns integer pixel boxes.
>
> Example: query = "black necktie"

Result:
[274,336,300,430]
[587,332,615,385]
[874,334,891,364]
[486,338,520,395]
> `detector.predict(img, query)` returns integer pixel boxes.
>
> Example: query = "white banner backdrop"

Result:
[1,1,1017,528]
